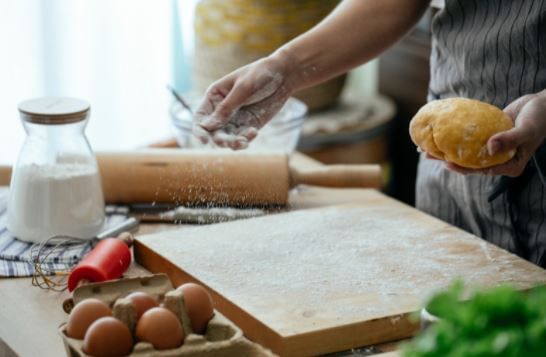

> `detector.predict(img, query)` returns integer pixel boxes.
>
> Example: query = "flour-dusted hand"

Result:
[192,51,298,150]
[447,90,546,176]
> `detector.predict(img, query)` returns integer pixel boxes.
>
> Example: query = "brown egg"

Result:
[136,307,184,350]
[126,292,159,319]
[177,283,214,334]
[66,298,112,339]
[83,317,133,357]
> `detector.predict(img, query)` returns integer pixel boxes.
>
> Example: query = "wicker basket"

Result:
[193,0,343,111]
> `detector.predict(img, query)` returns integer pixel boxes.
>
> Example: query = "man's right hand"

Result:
[192,50,297,150]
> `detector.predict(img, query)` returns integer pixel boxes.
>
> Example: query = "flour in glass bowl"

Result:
[6,163,105,242]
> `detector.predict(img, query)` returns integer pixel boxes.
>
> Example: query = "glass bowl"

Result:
[170,97,307,153]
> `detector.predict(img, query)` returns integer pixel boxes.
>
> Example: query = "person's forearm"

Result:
[274,0,430,91]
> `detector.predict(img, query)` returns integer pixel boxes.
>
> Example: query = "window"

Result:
[0,0,198,164]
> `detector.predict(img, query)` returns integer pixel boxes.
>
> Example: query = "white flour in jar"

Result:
[6,163,105,242]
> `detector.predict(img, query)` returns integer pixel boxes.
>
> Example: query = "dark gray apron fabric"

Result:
[417,0,546,267]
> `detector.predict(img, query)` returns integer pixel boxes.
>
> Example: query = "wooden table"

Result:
[0,191,403,357]
[0,154,400,357]
[3,151,546,356]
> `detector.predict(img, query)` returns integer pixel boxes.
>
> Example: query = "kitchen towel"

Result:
[0,190,128,277]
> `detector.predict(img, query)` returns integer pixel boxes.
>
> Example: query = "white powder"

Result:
[7,163,105,242]
[244,69,284,105]
[160,206,265,224]
[139,200,546,334]
[197,70,291,149]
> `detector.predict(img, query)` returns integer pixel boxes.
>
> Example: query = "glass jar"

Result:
[7,97,105,243]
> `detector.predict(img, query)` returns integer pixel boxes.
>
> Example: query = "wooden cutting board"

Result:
[134,190,546,356]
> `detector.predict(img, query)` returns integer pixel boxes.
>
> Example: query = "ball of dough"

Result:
[409,97,515,169]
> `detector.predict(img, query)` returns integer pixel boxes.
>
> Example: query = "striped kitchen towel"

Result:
[0,190,128,277]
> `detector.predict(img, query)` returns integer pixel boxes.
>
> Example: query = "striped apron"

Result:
[417,0,546,267]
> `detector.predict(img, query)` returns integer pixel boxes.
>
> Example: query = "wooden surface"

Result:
[1,152,544,357]
[0,153,399,357]
[135,191,546,356]
[0,188,403,357]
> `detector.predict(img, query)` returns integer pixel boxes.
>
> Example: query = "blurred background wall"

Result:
[0,0,432,204]
[379,12,432,204]
[0,0,191,164]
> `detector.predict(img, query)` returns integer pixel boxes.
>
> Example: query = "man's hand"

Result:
[192,51,296,150]
[447,91,546,177]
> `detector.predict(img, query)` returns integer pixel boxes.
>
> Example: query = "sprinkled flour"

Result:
[139,198,546,335]
[198,70,289,148]
[160,206,265,224]
[7,163,104,242]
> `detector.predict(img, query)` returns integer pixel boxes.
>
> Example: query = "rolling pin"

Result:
[67,232,134,292]
[0,150,382,205]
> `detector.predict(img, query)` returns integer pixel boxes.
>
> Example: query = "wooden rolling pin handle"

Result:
[117,232,135,247]
[290,164,383,189]
[0,165,11,186]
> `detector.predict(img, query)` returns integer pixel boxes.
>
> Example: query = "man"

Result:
[192,0,546,267]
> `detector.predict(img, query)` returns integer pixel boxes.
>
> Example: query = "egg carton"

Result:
[59,274,276,357]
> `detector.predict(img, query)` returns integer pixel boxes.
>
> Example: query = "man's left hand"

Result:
[447,90,546,177]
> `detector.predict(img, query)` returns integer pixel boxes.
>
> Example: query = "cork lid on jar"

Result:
[18,97,90,124]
